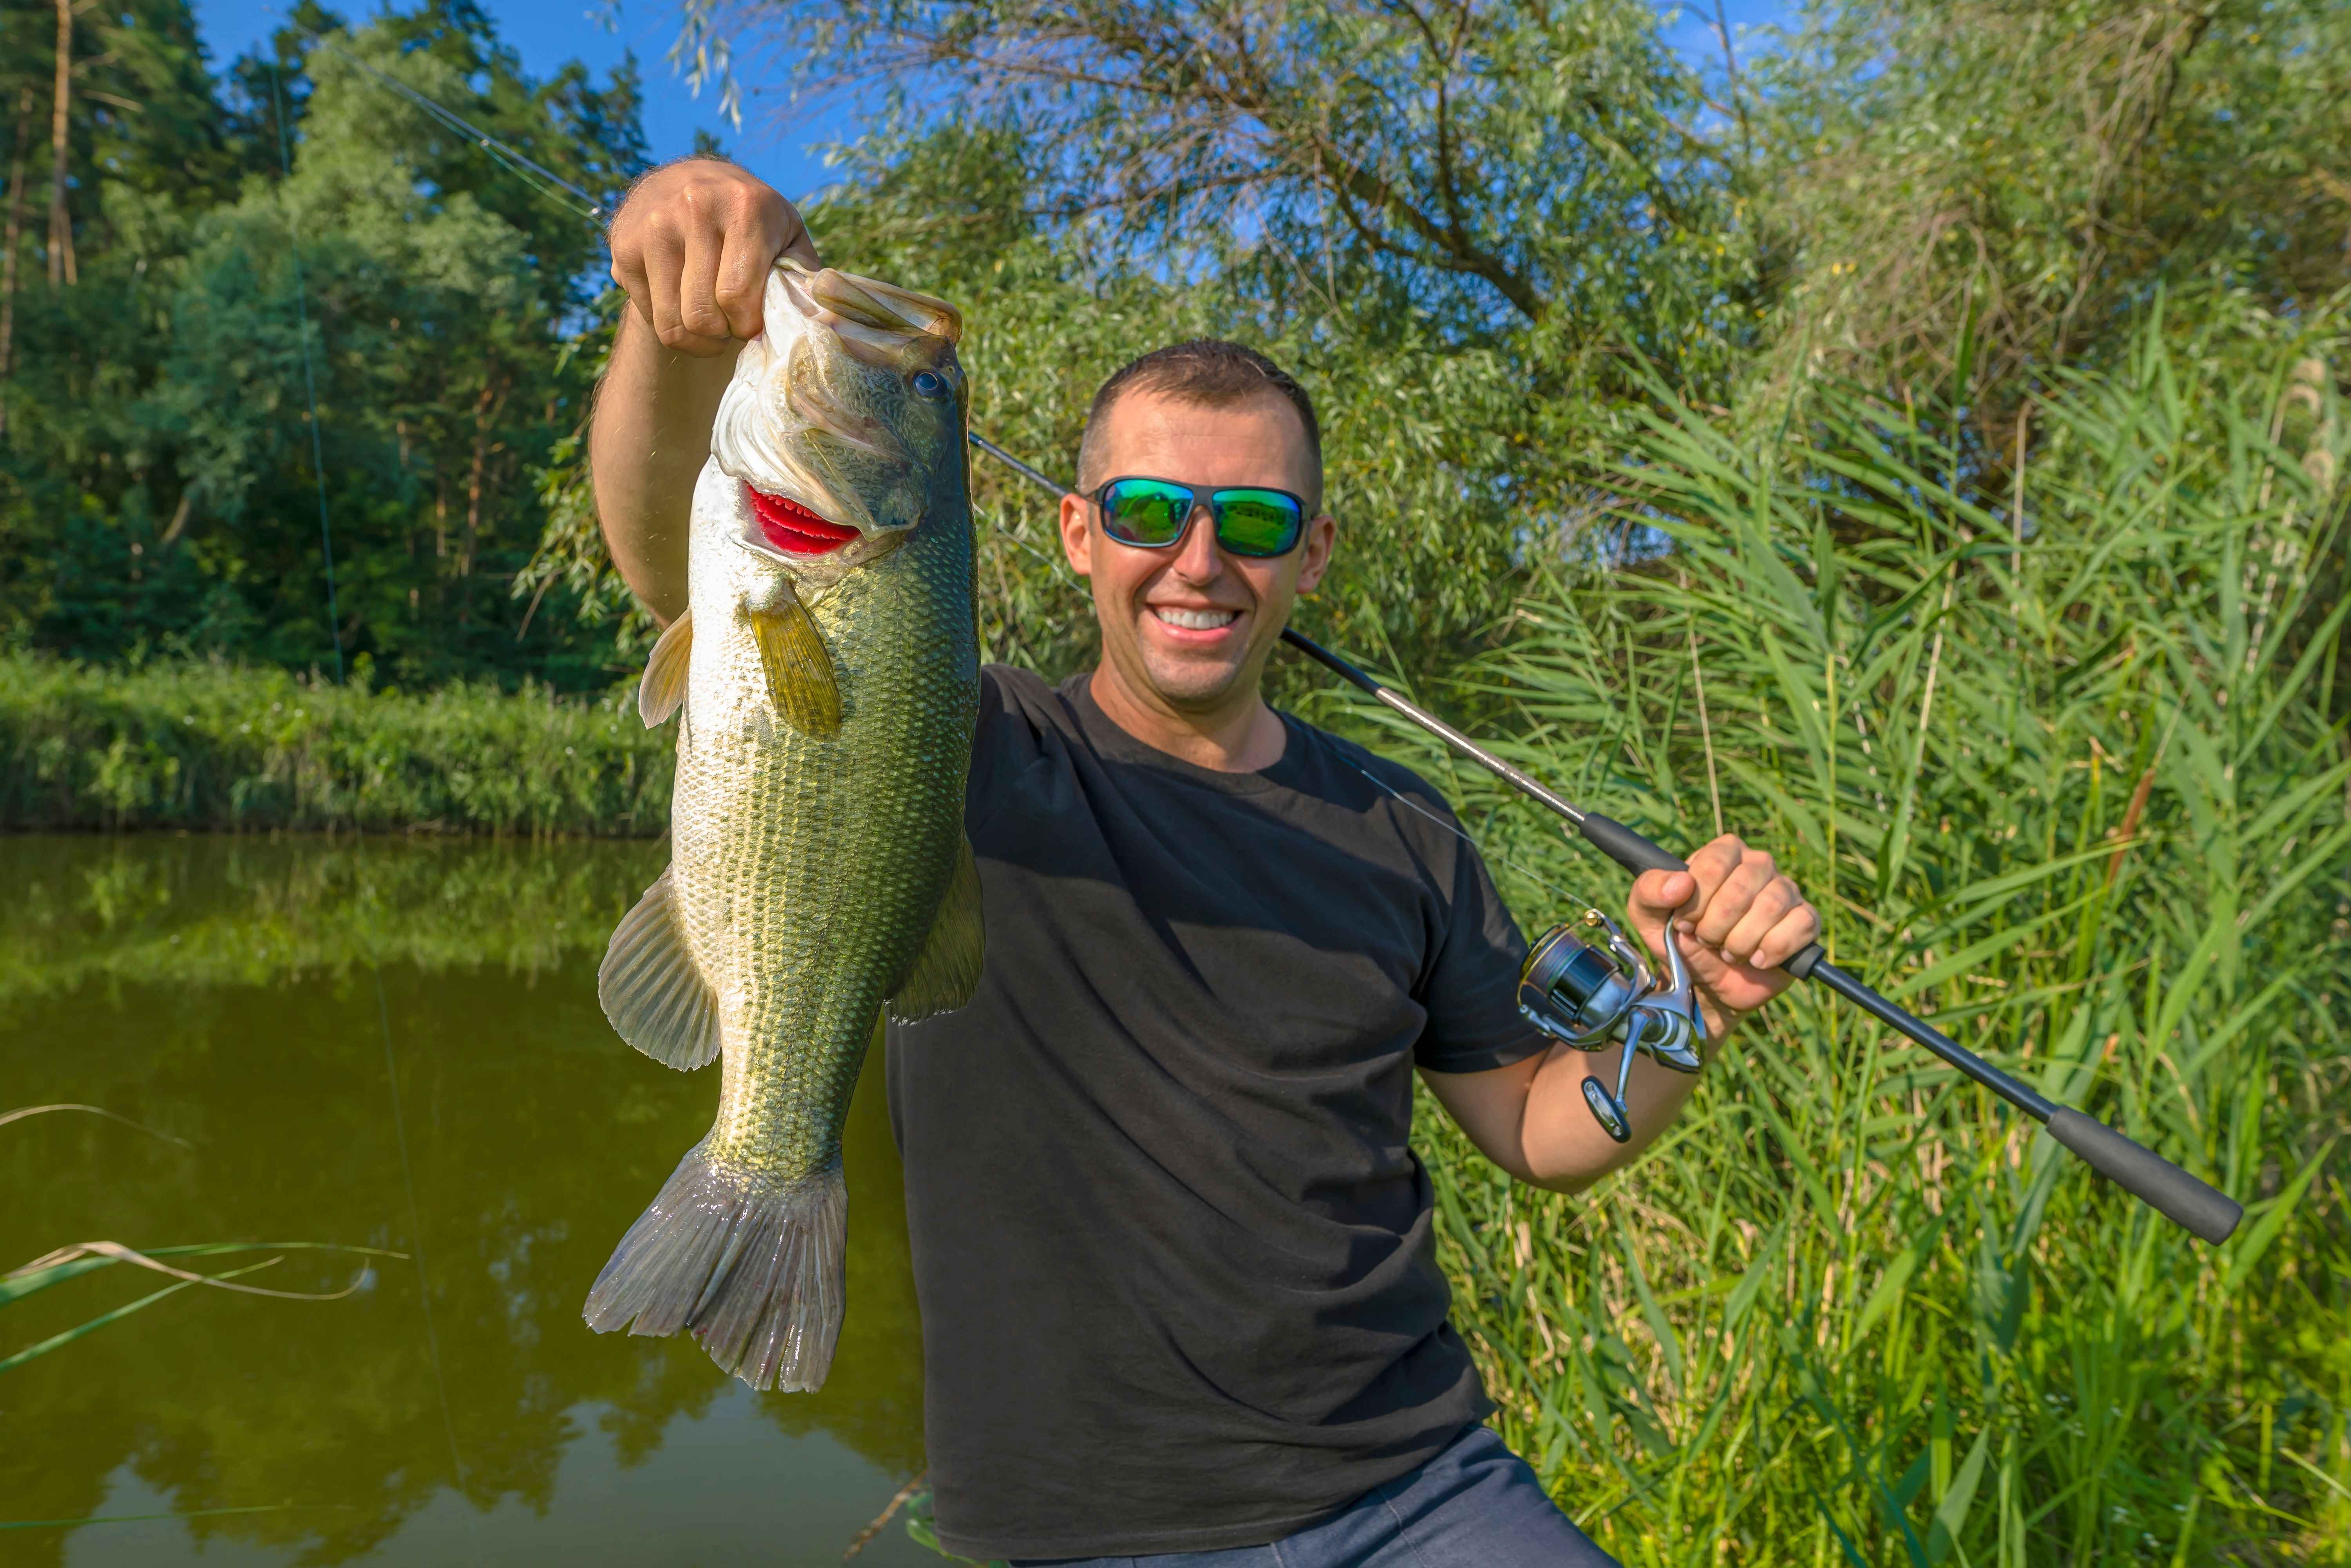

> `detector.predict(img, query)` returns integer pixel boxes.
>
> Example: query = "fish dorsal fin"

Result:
[638,608,694,727]
[888,835,985,1023]
[748,586,841,737]
[598,867,722,1070]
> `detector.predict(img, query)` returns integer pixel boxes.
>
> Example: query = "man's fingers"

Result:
[1693,850,1778,947]
[1750,897,1824,971]
[674,218,733,346]
[1718,875,1798,965]
[610,246,651,316]
[608,160,812,357]
[1659,834,1741,931]
[627,224,710,354]
[714,225,773,342]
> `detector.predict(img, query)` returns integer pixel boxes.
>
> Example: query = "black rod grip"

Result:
[1578,813,1688,874]
[2045,1108,2242,1244]
[1278,627,1382,695]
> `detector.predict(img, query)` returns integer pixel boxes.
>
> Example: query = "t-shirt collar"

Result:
[1061,673,1309,797]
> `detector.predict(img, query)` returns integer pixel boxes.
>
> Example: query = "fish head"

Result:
[710,260,967,591]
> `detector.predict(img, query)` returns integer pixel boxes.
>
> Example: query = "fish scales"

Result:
[585,259,980,1393]
[677,507,976,1183]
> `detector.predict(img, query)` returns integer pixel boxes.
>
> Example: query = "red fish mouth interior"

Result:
[746,485,861,555]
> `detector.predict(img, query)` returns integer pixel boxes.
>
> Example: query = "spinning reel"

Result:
[1517,912,1706,1144]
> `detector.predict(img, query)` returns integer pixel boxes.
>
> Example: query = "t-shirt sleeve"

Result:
[966,663,1048,825]
[965,664,1012,807]
[1412,818,1551,1075]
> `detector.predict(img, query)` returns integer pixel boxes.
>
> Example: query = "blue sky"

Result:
[189,0,1794,207]
[191,0,862,202]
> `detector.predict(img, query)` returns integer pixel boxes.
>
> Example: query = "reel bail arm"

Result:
[965,430,2243,1246]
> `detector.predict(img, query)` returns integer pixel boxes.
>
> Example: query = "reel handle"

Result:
[1572,813,2240,1244]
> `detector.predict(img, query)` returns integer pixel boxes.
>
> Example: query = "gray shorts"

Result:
[1010,1424,1619,1568]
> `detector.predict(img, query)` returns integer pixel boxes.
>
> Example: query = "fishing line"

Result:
[266,58,343,683]
[1340,757,1599,914]
[372,970,471,1497]
[269,10,610,222]
[263,50,473,1506]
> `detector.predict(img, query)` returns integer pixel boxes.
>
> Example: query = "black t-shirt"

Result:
[885,666,1546,1561]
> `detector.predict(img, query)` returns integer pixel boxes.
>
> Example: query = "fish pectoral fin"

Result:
[888,835,986,1023]
[598,867,723,1070]
[638,608,694,727]
[747,590,841,737]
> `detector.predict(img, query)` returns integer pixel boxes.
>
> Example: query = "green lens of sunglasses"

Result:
[1101,478,1194,545]
[1206,489,1303,556]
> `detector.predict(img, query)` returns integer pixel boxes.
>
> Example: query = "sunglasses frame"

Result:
[1089,475,1310,559]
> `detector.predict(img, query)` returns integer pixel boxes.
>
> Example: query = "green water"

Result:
[0,835,931,1567]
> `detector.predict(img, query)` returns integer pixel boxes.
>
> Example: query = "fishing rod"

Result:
[968,429,2243,1246]
[279,34,2240,1246]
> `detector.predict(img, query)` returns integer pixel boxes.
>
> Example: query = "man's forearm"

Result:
[1514,1023,1722,1193]
[590,311,739,625]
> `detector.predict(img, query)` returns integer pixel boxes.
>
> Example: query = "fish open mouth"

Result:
[746,485,861,555]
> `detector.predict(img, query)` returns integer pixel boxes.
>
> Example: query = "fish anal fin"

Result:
[748,592,841,737]
[638,608,694,728]
[598,867,723,1070]
[889,835,985,1023]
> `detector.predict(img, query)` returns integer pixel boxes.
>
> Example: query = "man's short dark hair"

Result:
[1076,339,1322,506]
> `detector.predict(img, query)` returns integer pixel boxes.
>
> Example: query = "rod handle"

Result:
[1577,813,1687,874]
[2045,1108,2242,1244]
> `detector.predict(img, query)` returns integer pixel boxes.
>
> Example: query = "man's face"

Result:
[1058,389,1337,717]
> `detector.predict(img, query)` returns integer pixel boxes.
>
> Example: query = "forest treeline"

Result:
[0,0,644,687]
[2,0,2346,697]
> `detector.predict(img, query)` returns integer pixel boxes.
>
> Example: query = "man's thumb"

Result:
[1630,868,1696,921]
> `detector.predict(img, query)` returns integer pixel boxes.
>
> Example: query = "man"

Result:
[593,158,1821,1567]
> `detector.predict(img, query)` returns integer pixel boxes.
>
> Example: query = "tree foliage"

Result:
[12,0,2346,699]
[1749,0,2351,449]
[0,0,647,688]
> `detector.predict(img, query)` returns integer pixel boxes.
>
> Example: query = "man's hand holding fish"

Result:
[585,156,1821,1568]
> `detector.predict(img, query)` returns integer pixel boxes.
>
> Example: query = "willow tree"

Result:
[1746,0,2351,450]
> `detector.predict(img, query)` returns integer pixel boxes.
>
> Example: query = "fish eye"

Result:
[911,369,951,401]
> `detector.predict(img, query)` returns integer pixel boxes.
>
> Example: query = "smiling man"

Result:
[592,158,1820,1568]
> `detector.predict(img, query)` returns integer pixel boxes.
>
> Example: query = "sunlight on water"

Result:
[1,836,930,1567]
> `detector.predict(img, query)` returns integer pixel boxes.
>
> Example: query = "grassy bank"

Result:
[0,659,671,835]
[1392,327,2351,1563]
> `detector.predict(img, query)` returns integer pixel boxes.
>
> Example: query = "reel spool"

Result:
[1517,911,1706,1143]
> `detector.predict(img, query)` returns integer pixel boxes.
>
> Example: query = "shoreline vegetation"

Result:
[0,657,672,836]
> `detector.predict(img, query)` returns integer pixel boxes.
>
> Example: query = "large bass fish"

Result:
[583,260,981,1392]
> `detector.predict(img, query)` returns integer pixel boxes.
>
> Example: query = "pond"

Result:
[1,835,933,1567]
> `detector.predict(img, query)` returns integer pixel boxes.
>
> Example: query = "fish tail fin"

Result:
[582,1143,846,1393]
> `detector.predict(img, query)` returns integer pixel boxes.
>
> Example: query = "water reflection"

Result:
[1,836,929,1566]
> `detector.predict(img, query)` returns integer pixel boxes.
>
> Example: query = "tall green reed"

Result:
[1389,320,2351,1564]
